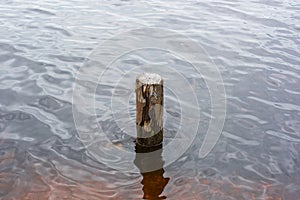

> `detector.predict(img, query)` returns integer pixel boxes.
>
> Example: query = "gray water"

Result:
[0,0,300,199]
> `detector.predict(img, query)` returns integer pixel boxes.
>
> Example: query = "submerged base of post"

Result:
[136,130,163,147]
[136,73,163,147]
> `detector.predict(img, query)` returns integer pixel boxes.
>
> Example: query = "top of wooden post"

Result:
[136,73,162,85]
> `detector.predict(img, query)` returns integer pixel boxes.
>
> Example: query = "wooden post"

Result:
[136,73,163,147]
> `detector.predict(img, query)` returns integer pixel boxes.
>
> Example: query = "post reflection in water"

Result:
[134,143,170,199]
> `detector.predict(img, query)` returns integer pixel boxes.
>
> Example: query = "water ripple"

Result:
[0,0,299,199]
[266,130,300,143]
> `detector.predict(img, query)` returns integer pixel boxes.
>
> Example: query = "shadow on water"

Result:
[134,143,170,199]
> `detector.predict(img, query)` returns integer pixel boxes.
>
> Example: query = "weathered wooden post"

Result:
[136,73,163,147]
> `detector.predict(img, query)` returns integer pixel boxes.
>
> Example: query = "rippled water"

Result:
[0,0,300,199]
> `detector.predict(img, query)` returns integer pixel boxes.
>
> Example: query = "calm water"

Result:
[0,0,300,199]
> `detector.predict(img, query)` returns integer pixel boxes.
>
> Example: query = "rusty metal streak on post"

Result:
[136,73,163,147]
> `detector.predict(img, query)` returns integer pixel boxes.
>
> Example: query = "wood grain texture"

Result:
[136,73,163,147]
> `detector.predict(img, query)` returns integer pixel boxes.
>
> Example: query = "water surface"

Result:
[0,0,300,199]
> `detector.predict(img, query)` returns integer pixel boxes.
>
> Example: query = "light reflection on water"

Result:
[0,0,300,199]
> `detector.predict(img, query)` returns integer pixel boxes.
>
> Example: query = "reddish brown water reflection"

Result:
[141,169,169,199]
[0,144,287,200]
[13,176,285,200]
